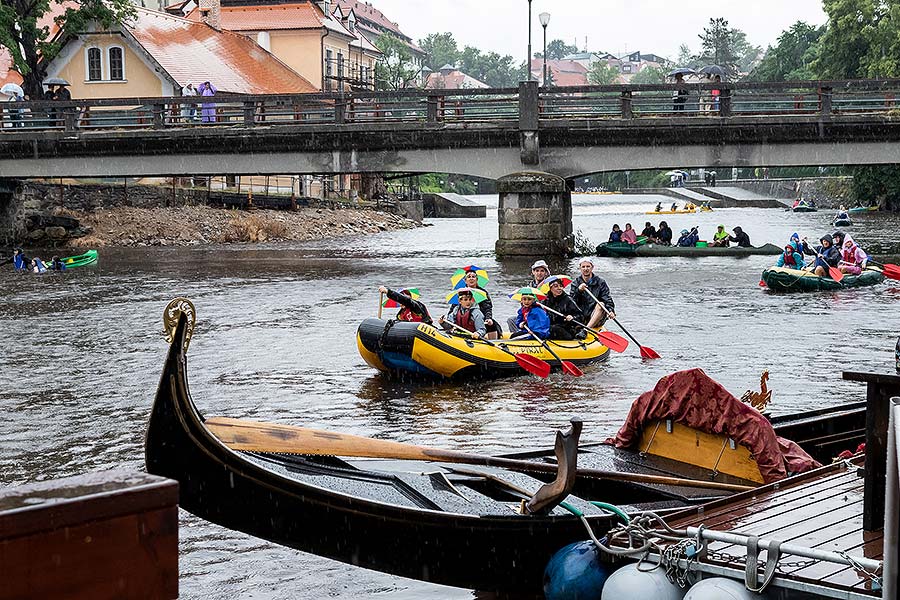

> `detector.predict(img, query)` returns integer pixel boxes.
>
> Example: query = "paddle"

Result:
[205,417,754,493]
[802,239,844,282]
[523,324,584,377]
[866,260,900,280]
[377,291,384,318]
[536,302,629,353]
[583,289,660,359]
[443,320,551,378]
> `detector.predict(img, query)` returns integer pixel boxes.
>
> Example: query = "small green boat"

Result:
[596,241,782,258]
[60,249,99,268]
[761,266,884,293]
[848,206,879,213]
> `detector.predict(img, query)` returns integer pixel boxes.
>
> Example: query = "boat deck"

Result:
[636,458,883,598]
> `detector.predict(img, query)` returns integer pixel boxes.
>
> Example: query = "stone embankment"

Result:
[3,181,420,247]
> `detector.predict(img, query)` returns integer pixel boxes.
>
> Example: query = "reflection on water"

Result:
[1,193,898,598]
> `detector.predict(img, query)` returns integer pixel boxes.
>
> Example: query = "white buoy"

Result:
[600,562,686,600]
[684,577,767,599]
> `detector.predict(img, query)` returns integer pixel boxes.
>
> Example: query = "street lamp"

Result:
[527,0,533,81]
[539,12,550,86]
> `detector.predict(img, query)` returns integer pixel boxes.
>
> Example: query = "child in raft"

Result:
[439,289,486,339]
[509,291,550,339]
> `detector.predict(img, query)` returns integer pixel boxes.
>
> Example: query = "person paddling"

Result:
[439,289,486,338]
[801,236,840,277]
[570,258,615,329]
[838,239,867,275]
[509,290,550,339]
[378,285,432,323]
[542,276,583,340]
[459,268,500,339]
[729,226,751,248]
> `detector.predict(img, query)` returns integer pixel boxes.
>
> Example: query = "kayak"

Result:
[596,242,782,258]
[60,249,98,268]
[645,207,713,215]
[357,318,610,378]
[760,266,885,292]
[848,206,878,213]
[833,218,852,227]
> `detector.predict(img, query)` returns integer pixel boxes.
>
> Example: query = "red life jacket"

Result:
[397,308,425,322]
[456,307,475,332]
[783,251,798,267]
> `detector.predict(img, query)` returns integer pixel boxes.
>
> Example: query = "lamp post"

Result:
[539,12,550,86]
[527,0,533,80]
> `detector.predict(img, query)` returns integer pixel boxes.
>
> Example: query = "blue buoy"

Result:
[543,541,610,600]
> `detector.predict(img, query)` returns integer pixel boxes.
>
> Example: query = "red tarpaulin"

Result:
[606,368,820,483]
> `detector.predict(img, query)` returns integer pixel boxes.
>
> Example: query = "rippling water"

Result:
[2,194,898,598]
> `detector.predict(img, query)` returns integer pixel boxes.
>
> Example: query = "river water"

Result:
[2,194,899,598]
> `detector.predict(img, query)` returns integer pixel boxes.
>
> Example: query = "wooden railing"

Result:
[3,79,900,133]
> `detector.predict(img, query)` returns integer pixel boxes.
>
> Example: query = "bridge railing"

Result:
[5,80,900,133]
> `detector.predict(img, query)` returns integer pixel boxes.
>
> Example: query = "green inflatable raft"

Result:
[761,266,884,292]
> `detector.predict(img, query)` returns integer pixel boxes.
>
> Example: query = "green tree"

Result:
[851,166,900,210]
[546,39,579,60]
[748,21,824,81]
[419,32,459,71]
[813,0,876,78]
[456,46,520,87]
[587,61,619,84]
[697,17,741,76]
[630,65,666,84]
[375,34,420,90]
[1,0,135,97]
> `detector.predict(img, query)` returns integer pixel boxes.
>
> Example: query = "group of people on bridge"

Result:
[776,230,869,277]
[378,259,616,342]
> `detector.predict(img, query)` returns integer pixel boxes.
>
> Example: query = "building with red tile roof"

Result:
[42,7,317,98]
[0,47,23,90]
[424,65,488,90]
[530,59,589,87]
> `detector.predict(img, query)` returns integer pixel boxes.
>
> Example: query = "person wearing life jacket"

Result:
[541,276,583,341]
[439,288,486,338]
[378,285,432,323]
[677,228,698,247]
[510,291,551,339]
[654,202,663,212]
[710,224,730,247]
[838,239,867,275]
[801,236,840,277]
[460,269,500,339]
[11,248,29,271]
[31,257,47,273]
[831,230,863,256]
[49,255,67,271]
[776,244,805,270]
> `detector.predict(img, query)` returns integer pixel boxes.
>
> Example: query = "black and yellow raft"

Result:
[357,318,610,378]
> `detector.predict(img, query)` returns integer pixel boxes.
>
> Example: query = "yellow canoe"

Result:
[357,318,610,378]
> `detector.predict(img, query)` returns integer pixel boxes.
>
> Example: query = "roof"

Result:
[0,47,23,88]
[123,8,317,93]
[333,0,423,54]
[530,59,588,87]
[424,69,488,90]
[194,3,328,31]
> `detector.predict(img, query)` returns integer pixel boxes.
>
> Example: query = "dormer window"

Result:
[348,13,356,31]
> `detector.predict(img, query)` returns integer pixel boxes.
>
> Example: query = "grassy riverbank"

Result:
[62,205,420,248]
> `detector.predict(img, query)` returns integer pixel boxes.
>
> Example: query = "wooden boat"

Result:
[146,304,868,593]
[356,318,610,378]
[58,249,98,268]
[761,265,885,292]
[596,241,782,258]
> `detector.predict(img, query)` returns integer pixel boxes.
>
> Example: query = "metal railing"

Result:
[4,79,900,133]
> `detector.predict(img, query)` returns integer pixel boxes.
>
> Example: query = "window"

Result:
[87,47,102,81]
[325,49,333,77]
[108,47,124,80]
[337,52,344,79]
[348,13,355,31]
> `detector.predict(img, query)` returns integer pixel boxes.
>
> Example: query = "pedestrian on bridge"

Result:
[181,82,197,123]
[198,81,217,123]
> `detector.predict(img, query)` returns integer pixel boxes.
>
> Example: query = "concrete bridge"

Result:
[4,79,900,254]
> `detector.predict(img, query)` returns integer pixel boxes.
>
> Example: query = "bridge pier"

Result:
[495,172,572,257]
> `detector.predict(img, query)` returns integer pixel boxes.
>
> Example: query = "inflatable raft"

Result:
[596,242,782,258]
[761,266,885,292]
[357,318,610,378]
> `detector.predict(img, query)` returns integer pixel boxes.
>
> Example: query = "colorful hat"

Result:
[446,287,488,305]
[539,275,573,294]
[382,288,420,308]
[450,265,489,288]
[509,286,547,301]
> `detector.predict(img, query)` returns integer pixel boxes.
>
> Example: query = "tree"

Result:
[813,0,876,78]
[748,21,824,82]
[375,34,420,90]
[851,166,900,211]
[587,61,619,85]
[546,39,578,60]
[419,32,458,71]
[1,0,135,98]
[630,65,666,84]
[697,17,741,77]
[457,46,520,87]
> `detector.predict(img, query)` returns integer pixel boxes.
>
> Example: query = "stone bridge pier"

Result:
[495,172,572,257]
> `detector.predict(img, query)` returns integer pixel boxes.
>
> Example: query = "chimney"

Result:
[199,0,221,30]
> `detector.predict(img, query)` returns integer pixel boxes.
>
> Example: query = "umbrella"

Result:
[664,170,683,177]
[450,265,489,288]
[382,288,420,308]
[539,275,573,295]
[43,77,70,87]
[667,67,696,77]
[445,287,488,305]
[1,83,24,97]
[509,287,547,301]
[699,65,727,78]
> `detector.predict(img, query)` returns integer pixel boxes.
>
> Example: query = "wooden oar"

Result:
[205,417,754,493]
[443,320,551,378]
[537,302,629,353]
[583,289,660,359]
[523,324,583,377]
[377,291,384,318]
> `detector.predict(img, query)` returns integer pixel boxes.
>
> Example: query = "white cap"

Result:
[531,259,549,270]
[579,258,594,266]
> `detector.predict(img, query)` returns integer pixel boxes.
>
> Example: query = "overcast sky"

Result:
[369,0,828,61]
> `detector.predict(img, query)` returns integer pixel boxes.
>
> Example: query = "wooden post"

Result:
[843,371,900,531]
[620,90,633,119]
[719,87,732,117]
[243,100,256,125]
[152,103,165,129]
[427,96,439,123]
[63,107,77,132]
[820,86,833,116]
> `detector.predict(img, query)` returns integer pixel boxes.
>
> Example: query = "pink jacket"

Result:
[621,229,638,244]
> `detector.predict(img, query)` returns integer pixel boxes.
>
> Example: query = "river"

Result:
[2,194,898,598]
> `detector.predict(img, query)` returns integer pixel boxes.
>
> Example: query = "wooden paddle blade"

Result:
[596,331,628,353]
[639,345,661,359]
[514,353,551,378]
[829,266,844,282]
[560,361,584,377]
